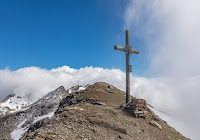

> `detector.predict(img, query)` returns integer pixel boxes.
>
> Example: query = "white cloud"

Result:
[0,66,177,116]
[0,66,126,102]
[124,0,200,139]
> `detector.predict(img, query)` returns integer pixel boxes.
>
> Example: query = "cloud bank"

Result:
[124,0,200,139]
[0,66,177,120]
[0,66,125,101]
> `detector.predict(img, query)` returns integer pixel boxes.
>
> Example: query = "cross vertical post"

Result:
[114,30,140,104]
[126,30,130,104]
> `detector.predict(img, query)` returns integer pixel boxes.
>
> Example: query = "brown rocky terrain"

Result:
[20,82,188,140]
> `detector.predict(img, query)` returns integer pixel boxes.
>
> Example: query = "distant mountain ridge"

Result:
[0,85,87,118]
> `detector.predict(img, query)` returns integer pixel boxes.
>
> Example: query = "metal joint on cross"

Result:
[114,30,140,104]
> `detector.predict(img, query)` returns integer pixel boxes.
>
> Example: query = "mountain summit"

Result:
[0,82,188,140]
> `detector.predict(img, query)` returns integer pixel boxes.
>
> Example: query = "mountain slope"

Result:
[1,86,68,139]
[2,82,186,140]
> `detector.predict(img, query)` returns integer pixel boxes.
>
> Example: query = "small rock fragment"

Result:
[67,125,73,129]
[108,85,113,89]
[33,138,44,140]
[149,120,162,130]
[92,102,106,106]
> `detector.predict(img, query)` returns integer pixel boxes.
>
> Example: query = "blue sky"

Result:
[0,0,148,76]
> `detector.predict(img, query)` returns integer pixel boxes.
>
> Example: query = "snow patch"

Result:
[68,85,86,94]
[78,87,86,91]
[68,89,72,94]
[11,119,29,140]
[19,106,31,112]
[46,96,50,100]
[33,111,54,124]
[0,95,32,115]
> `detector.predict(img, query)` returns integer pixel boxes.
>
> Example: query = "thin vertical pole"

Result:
[125,30,130,104]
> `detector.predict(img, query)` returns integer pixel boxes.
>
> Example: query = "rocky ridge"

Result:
[0,82,188,140]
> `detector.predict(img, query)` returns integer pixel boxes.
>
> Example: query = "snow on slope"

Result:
[11,119,29,140]
[0,94,32,116]
[33,111,54,124]
[68,85,87,94]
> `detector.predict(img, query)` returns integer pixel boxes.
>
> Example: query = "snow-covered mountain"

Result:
[0,94,32,117]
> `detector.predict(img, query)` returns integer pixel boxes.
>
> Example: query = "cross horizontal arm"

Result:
[114,45,140,54]
[131,49,140,54]
[114,45,126,52]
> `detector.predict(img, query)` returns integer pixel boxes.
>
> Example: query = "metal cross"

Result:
[114,30,139,104]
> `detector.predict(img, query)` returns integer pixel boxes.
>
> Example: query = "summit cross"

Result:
[114,30,140,104]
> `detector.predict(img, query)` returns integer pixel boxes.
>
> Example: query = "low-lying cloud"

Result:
[0,66,125,101]
[124,0,200,139]
[0,66,179,117]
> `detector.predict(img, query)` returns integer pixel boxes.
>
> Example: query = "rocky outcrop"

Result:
[122,98,148,118]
